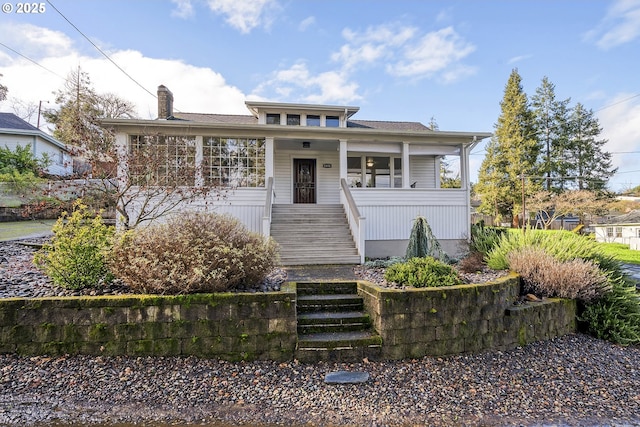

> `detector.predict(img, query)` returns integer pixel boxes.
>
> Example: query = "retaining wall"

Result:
[358,274,577,359]
[0,284,297,361]
[0,277,577,361]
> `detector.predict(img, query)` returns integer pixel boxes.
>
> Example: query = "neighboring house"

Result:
[103,86,491,264]
[0,113,73,176]
[593,210,640,249]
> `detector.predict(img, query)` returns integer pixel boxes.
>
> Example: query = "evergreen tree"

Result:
[531,77,571,191]
[566,103,616,190]
[476,69,540,225]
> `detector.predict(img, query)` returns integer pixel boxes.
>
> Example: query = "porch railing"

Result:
[262,177,275,237]
[340,178,366,264]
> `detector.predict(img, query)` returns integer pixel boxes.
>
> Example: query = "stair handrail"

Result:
[340,178,366,264]
[262,177,275,237]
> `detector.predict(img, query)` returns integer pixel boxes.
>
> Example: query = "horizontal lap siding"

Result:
[410,156,436,188]
[352,189,468,240]
[128,188,266,233]
[274,150,340,205]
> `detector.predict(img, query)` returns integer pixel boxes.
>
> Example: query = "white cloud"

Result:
[388,27,476,81]
[298,16,315,32]
[252,62,361,105]
[508,54,533,65]
[597,94,640,190]
[585,0,640,50]
[0,23,247,123]
[0,22,74,60]
[205,0,278,34]
[171,0,194,19]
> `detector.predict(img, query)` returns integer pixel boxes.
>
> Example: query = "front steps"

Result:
[295,282,382,363]
[270,204,361,265]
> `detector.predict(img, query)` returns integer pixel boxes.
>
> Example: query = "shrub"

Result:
[364,257,404,268]
[457,251,486,274]
[507,247,610,302]
[469,222,506,257]
[384,257,462,288]
[109,212,279,294]
[486,230,621,276]
[579,277,640,345]
[406,216,446,260]
[34,201,114,289]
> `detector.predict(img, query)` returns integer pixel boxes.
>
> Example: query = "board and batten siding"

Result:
[352,189,469,240]
[409,156,436,189]
[273,149,340,204]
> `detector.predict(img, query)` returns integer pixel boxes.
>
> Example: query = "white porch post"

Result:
[195,135,204,187]
[339,139,348,181]
[460,143,468,190]
[265,137,274,179]
[435,156,442,189]
[402,142,410,188]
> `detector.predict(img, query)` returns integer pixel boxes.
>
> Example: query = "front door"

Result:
[293,159,316,203]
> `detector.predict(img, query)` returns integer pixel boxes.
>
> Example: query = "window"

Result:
[347,156,401,188]
[307,115,320,126]
[266,113,280,125]
[326,115,339,127]
[616,227,623,238]
[129,135,196,186]
[606,227,614,238]
[287,114,300,126]
[203,137,265,188]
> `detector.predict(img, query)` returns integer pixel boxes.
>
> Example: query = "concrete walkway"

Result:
[285,265,359,282]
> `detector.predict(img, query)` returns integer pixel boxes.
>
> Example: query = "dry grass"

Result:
[508,247,611,302]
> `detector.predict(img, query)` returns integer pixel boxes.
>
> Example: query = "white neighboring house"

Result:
[0,113,73,176]
[593,210,640,250]
[103,86,492,265]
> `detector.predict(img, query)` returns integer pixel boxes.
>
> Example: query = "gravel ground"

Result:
[2,240,640,426]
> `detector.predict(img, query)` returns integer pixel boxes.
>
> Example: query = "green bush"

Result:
[579,277,640,345]
[469,222,506,257]
[384,257,462,288]
[109,212,279,294]
[486,230,621,276]
[35,201,114,289]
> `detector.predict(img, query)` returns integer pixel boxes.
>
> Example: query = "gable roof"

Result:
[0,112,69,151]
[0,112,40,131]
[172,113,431,132]
[595,210,640,225]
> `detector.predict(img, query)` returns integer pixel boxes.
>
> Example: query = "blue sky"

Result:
[1,0,639,191]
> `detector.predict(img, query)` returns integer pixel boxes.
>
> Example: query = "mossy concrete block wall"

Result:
[358,274,577,360]
[0,284,297,361]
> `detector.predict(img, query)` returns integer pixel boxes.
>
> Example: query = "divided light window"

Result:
[307,115,320,126]
[203,137,266,188]
[287,114,301,126]
[266,113,280,125]
[326,116,339,127]
[129,135,196,186]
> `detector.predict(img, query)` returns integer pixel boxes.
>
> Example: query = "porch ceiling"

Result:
[275,138,338,151]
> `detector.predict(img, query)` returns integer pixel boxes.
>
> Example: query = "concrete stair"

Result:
[270,204,361,265]
[295,282,382,363]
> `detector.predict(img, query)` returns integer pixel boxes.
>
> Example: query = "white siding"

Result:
[352,188,468,240]
[273,149,340,204]
[410,156,436,188]
[127,188,266,233]
[0,134,72,176]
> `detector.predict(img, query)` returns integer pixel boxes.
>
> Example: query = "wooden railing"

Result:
[340,178,366,264]
[262,177,275,237]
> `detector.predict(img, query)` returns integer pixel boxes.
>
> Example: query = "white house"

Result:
[593,210,640,250]
[0,113,73,176]
[102,86,491,265]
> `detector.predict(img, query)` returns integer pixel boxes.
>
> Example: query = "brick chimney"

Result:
[157,85,173,119]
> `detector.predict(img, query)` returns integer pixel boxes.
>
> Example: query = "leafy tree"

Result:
[0,74,7,102]
[527,190,611,229]
[440,157,461,188]
[476,69,540,226]
[531,77,571,192]
[565,103,616,191]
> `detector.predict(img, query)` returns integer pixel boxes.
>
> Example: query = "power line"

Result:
[0,42,66,80]
[46,0,157,101]
[595,93,640,112]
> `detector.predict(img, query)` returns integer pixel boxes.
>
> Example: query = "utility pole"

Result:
[37,100,49,129]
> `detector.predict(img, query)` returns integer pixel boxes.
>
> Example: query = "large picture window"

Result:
[129,135,196,186]
[203,137,266,187]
